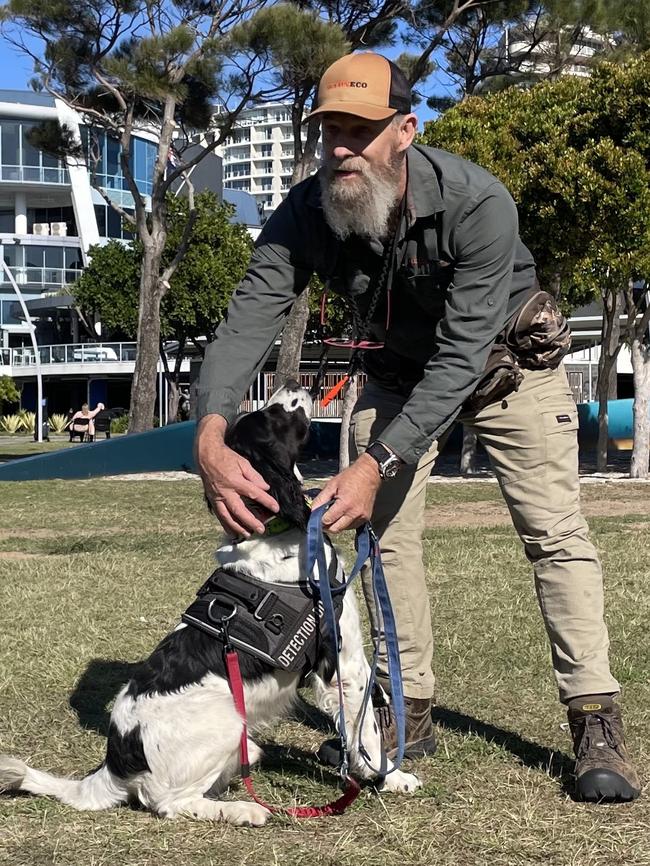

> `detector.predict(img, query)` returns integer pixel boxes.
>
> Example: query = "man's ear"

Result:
[396,113,417,153]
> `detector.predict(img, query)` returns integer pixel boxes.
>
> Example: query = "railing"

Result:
[0,266,83,290]
[0,164,68,184]
[239,371,366,420]
[9,342,138,367]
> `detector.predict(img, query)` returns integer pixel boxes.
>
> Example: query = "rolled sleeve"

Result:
[380,183,519,463]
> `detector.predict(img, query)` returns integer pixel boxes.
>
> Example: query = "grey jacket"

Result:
[196,144,537,464]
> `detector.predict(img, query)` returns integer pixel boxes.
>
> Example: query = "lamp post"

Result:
[1,258,43,442]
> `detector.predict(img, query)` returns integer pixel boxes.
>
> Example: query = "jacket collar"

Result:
[405,145,445,221]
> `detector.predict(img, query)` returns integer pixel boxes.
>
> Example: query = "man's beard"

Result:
[319,154,403,241]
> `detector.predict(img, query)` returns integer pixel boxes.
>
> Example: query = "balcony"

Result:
[0,164,69,185]
[8,342,137,370]
[1,266,82,291]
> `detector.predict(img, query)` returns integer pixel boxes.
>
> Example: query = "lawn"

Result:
[0,478,649,866]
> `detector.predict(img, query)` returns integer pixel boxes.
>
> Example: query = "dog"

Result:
[0,381,421,826]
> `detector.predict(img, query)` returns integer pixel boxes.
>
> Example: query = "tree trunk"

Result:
[128,246,165,433]
[630,337,650,479]
[167,379,180,424]
[460,427,480,475]
[595,289,622,472]
[338,375,358,470]
[273,287,310,390]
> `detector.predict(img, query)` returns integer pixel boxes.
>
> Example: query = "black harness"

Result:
[182,558,345,675]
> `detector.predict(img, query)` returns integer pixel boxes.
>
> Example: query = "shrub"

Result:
[0,414,22,434]
[48,413,68,434]
[18,410,36,434]
[0,375,19,411]
[110,415,129,434]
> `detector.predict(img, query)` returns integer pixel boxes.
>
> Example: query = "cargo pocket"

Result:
[541,402,579,484]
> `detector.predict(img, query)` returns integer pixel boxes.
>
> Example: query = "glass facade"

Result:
[93,204,134,240]
[0,118,67,183]
[0,242,83,289]
[80,127,157,197]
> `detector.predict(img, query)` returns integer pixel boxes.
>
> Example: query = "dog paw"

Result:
[378,769,422,794]
[226,802,272,827]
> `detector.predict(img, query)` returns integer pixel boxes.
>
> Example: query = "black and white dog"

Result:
[0,382,420,826]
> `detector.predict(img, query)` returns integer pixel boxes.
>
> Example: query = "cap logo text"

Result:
[327,80,368,89]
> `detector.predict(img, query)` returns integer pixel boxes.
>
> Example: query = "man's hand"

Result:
[195,414,279,538]
[311,453,382,533]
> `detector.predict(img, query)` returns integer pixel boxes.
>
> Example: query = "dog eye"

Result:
[291,399,298,407]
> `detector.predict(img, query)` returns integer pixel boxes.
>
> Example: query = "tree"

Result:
[73,191,252,419]
[0,376,19,412]
[0,0,325,433]
[421,54,650,473]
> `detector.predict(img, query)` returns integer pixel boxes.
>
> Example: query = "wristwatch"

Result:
[366,441,403,479]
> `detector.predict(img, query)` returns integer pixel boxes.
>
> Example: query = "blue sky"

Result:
[0,30,444,125]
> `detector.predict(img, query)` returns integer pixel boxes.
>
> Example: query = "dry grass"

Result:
[0,479,649,866]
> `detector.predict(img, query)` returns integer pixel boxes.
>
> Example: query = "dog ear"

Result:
[225,407,311,530]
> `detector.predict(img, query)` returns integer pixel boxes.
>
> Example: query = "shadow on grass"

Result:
[432,705,575,796]
[69,658,140,737]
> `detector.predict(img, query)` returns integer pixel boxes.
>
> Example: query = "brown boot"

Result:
[567,695,641,802]
[374,693,436,760]
[316,695,436,768]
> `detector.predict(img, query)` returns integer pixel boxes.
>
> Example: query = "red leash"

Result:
[225,648,361,818]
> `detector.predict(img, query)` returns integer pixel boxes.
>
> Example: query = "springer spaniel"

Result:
[0,382,421,826]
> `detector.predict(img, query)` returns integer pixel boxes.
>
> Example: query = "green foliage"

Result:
[73,191,253,341]
[0,414,22,434]
[110,414,129,434]
[17,410,35,434]
[228,4,349,91]
[48,413,68,434]
[421,53,650,310]
[0,375,19,410]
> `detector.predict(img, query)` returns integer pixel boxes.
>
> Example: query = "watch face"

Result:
[382,459,400,479]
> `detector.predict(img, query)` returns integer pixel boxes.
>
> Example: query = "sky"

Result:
[0,25,444,127]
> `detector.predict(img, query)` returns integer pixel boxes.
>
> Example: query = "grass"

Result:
[1,478,650,865]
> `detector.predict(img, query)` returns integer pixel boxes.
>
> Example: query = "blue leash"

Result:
[306,503,406,774]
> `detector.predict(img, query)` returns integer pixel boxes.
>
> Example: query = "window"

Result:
[225,179,249,191]
[0,209,13,233]
[1,299,20,325]
[1,121,19,168]
[94,204,135,239]
[260,144,272,157]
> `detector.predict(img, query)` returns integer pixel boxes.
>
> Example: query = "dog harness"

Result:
[182,557,345,674]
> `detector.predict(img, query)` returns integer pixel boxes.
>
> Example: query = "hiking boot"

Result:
[317,696,436,767]
[567,695,641,803]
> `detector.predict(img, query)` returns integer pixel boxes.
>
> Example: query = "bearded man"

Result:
[195,53,640,803]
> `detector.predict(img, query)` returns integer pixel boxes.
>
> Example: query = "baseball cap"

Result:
[305,53,412,122]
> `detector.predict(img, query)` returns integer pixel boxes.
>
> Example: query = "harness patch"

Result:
[182,562,344,674]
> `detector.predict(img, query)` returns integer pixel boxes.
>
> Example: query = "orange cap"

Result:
[306,53,411,122]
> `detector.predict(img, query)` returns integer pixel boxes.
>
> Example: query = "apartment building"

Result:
[494,24,612,83]
[0,90,259,415]
[216,102,320,218]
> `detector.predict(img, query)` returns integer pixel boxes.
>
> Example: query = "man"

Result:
[195,52,640,802]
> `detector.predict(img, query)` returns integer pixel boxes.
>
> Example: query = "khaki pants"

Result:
[350,365,620,705]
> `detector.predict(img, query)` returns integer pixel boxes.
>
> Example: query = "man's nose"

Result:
[330,141,356,161]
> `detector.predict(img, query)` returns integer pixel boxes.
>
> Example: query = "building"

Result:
[0,90,260,415]
[493,24,612,83]
[214,102,320,219]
